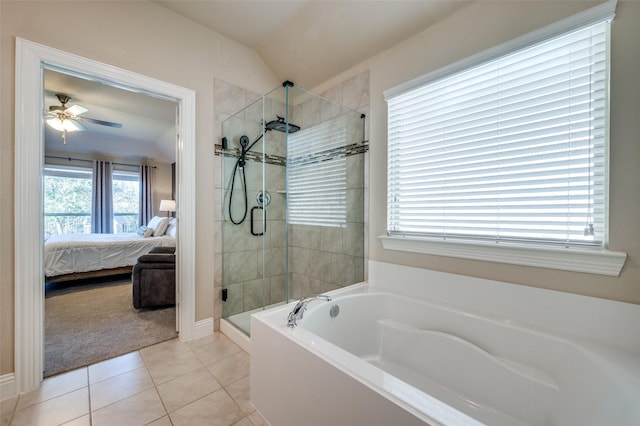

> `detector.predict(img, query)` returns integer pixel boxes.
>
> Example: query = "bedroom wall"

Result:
[0,1,278,377]
[314,1,640,304]
[152,162,174,217]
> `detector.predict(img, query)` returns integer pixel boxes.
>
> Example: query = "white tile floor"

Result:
[1,333,268,426]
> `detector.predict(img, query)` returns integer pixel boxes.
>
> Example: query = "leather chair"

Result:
[132,246,176,309]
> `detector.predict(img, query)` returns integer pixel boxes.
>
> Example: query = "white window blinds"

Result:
[386,20,610,248]
[288,118,348,227]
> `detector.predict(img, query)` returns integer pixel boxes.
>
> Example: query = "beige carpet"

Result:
[45,276,177,377]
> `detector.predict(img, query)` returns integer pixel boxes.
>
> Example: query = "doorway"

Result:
[14,38,197,392]
[42,67,179,376]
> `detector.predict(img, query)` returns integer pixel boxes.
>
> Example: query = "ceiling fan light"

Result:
[46,118,80,132]
[46,118,65,131]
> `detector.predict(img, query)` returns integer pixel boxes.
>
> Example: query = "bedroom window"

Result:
[112,171,140,233]
[385,19,610,249]
[44,166,141,236]
[44,166,93,238]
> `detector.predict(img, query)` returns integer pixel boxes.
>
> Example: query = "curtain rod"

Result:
[45,155,156,168]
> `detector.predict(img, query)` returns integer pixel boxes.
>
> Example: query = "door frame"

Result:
[14,38,197,392]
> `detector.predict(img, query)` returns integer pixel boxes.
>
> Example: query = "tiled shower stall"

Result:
[213,72,369,335]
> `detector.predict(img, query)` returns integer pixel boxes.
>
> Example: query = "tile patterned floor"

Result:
[1,333,268,426]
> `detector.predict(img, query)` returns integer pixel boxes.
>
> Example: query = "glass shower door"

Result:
[221,82,366,337]
[221,96,268,335]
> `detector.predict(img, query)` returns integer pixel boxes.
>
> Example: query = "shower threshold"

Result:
[225,301,288,336]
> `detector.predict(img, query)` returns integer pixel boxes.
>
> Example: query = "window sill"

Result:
[379,235,627,277]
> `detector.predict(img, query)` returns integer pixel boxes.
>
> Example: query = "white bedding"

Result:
[44,233,176,277]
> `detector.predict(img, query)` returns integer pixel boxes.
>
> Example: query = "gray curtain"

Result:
[91,160,114,233]
[139,165,153,226]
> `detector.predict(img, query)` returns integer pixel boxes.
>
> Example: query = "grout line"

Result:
[11,368,89,413]
[3,398,16,426]
[88,370,155,414]
[89,361,147,387]
[152,371,171,420]
[142,388,171,426]
[86,367,93,426]
[221,385,247,411]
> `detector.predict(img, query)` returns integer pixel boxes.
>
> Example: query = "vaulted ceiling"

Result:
[156,0,471,89]
[44,1,472,163]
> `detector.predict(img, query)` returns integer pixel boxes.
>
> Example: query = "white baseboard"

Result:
[220,319,251,354]
[0,373,16,401]
[192,317,214,340]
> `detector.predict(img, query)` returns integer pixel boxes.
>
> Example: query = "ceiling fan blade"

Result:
[65,104,88,116]
[75,116,123,128]
[71,120,87,131]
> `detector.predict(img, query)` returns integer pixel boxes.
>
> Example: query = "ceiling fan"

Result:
[45,93,122,144]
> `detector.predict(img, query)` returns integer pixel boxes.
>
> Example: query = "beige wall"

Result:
[351,1,638,304]
[151,162,174,218]
[1,1,278,376]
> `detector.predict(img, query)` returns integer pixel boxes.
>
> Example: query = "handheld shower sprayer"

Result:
[228,117,301,226]
[238,135,250,168]
[229,134,262,225]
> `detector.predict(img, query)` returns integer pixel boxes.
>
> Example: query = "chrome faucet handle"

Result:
[287,294,332,328]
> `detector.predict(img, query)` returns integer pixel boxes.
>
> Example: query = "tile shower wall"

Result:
[321,71,370,269]
[288,71,370,299]
[221,158,287,316]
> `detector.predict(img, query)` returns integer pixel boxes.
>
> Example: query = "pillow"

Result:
[146,216,162,233]
[165,218,177,238]
[146,216,170,237]
[137,225,154,238]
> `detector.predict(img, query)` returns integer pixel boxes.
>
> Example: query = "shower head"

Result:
[265,116,300,134]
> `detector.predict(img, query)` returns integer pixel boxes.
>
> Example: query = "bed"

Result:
[45,232,176,282]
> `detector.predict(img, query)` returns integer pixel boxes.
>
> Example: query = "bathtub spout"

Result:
[287,295,332,328]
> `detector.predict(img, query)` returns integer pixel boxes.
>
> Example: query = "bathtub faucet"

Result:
[287,295,332,328]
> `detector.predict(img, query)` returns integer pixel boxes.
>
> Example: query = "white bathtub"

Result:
[251,261,640,425]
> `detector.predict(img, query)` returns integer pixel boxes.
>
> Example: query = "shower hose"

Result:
[228,133,263,225]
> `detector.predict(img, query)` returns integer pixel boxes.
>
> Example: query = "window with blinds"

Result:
[287,118,348,227]
[386,20,610,248]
